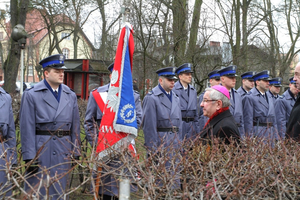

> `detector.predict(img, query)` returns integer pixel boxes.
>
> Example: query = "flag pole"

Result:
[94,163,102,200]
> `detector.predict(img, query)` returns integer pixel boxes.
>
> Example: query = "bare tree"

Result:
[258,0,300,79]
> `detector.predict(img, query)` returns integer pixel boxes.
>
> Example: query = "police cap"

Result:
[218,65,237,77]
[252,70,271,81]
[175,63,193,75]
[289,77,296,84]
[156,67,177,80]
[241,71,256,80]
[208,70,220,80]
[269,77,282,87]
[107,63,114,73]
[39,54,66,69]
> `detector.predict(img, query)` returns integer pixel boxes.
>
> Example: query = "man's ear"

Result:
[216,100,223,110]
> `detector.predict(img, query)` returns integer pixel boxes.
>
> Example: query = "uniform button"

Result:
[53,122,57,125]
[53,151,56,155]
[53,137,56,140]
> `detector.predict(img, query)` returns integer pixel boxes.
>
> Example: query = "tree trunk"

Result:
[186,0,202,63]
[3,0,30,93]
[172,0,188,66]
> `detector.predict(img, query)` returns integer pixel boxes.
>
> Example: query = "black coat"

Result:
[200,109,240,144]
[286,94,300,141]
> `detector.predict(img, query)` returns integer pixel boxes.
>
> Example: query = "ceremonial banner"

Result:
[96,23,137,160]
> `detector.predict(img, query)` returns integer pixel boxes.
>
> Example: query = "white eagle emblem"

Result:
[106,86,119,112]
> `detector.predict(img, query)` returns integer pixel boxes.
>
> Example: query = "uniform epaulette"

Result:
[91,88,97,92]
[134,90,140,94]
[148,91,153,95]
[279,95,285,99]
[26,86,34,91]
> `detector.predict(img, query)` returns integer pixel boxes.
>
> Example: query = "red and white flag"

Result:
[95,23,137,160]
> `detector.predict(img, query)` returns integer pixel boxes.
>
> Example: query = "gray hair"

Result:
[205,88,231,107]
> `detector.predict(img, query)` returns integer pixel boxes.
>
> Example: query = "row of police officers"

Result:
[0,53,299,199]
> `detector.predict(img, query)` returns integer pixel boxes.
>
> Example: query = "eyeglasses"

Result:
[202,99,217,103]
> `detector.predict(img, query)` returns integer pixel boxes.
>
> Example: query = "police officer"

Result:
[268,77,282,104]
[237,71,256,97]
[20,54,81,199]
[243,70,278,142]
[173,63,199,141]
[198,70,220,131]
[218,65,245,138]
[0,87,16,198]
[274,77,298,138]
[142,67,182,189]
[84,63,142,199]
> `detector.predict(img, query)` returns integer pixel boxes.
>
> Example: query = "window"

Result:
[61,32,70,40]
[28,65,33,76]
[62,48,69,59]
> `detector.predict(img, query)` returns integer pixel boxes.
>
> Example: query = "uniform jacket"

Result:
[198,92,209,132]
[286,93,300,141]
[274,89,296,138]
[0,87,16,197]
[243,87,278,140]
[142,85,182,150]
[142,85,182,190]
[20,80,81,199]
[173,81,200,140]
[237,86,247,98]
[229,88,245,138]
[84,83,142,197]
[200,109,240,144]
[268,90,279,105]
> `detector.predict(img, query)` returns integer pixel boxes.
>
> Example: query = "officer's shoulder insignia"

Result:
[148,91,153,95]
[91,88,97,92]
[279,95,285,99]
[134,90,140,94]
[26,87,34,91]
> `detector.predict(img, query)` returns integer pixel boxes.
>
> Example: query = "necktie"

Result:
[54,90,58,98]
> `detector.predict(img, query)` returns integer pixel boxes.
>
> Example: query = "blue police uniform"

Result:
[142,67,182,189]
[218,66,245,138]
[268,77,282,104]
[274,78,296,138]
[237,71,256,98]
[242,70,278,141]
[84,63,143,198]
[20,54,81,200]
[0,87,16,198]
[173,63,200,141]
[198,70,220,131]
